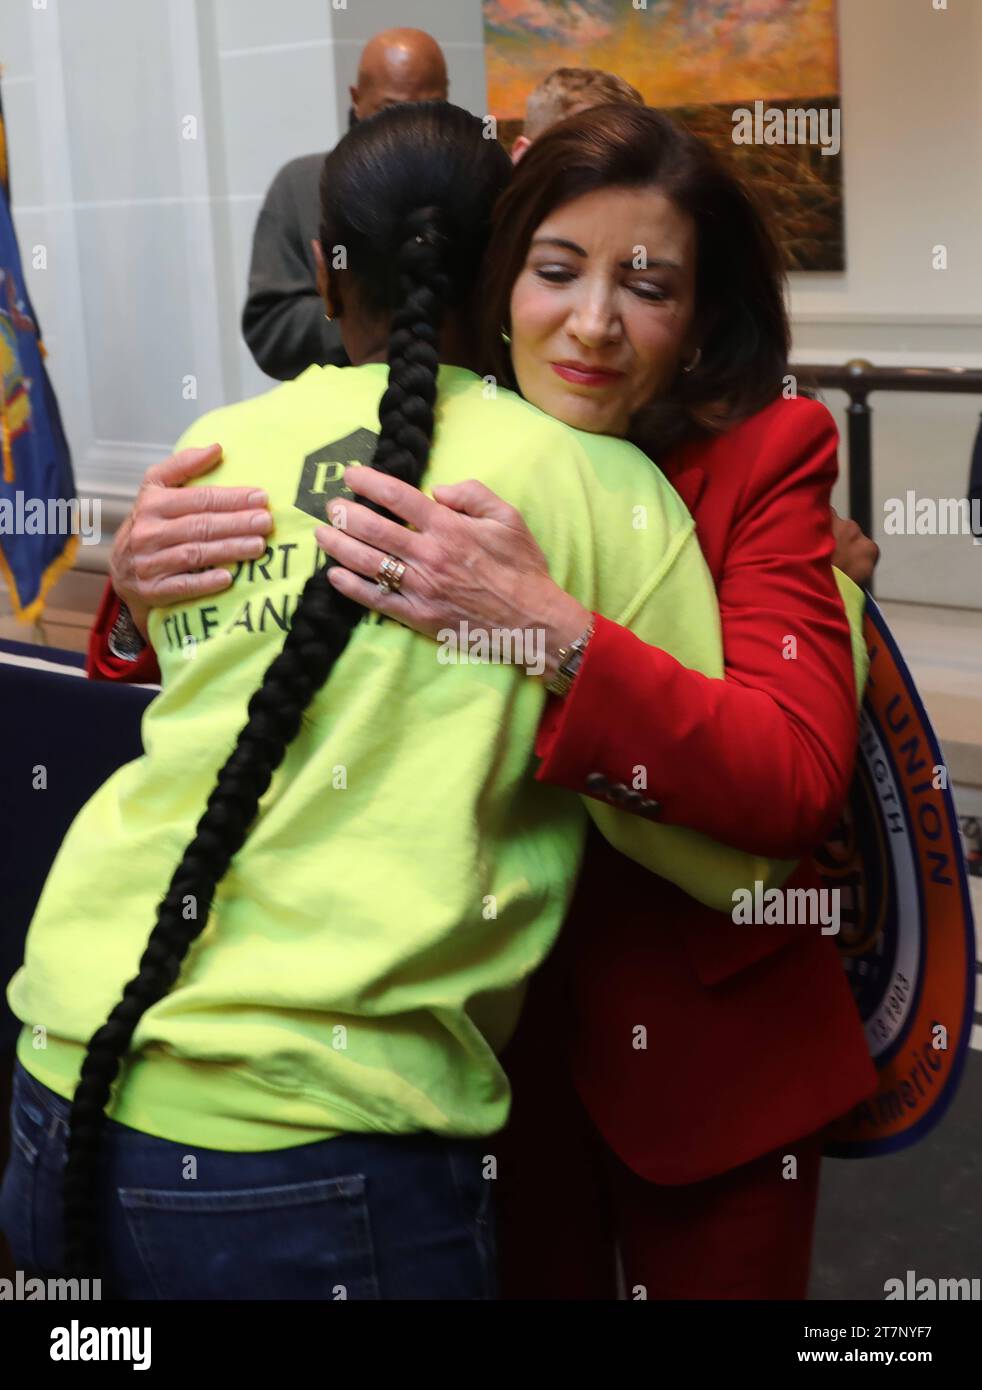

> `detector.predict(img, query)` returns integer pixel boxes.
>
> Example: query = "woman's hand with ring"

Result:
[313,467,591,671]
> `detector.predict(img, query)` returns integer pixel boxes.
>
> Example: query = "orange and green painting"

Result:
[482,0,844,270]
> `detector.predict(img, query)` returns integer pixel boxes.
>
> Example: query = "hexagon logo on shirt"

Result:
[294,427,379,521]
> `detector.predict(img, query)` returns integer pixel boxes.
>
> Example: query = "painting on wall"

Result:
[482,0,844,271]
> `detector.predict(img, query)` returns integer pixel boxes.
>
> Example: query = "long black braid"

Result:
[63,102,512,1279]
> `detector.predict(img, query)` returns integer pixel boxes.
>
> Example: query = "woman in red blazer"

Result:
[86,108,878,1297]
[499,394,878,1299]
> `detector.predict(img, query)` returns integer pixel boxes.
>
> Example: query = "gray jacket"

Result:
[242,152,349,380]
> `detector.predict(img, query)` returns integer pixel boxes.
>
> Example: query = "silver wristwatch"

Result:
[107,600,147,661]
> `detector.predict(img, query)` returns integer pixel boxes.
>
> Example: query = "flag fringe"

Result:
[0,530,80,625]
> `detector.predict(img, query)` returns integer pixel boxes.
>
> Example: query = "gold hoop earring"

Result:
[682,347,702,374]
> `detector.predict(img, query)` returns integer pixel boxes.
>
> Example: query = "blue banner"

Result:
[0,83,78,623]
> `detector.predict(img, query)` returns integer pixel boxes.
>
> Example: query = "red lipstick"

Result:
[550,360,625,387]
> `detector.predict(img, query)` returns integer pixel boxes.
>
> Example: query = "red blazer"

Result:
[87,584,160,685]
[86,394,877,1183]
[529,394,877,1183]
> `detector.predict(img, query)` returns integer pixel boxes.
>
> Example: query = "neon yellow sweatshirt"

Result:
[9,364,787,1150]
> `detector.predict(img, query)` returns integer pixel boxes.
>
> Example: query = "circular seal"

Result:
[814,597,976,1157]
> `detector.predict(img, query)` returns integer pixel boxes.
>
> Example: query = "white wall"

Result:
[2,0,980,607]
[4,0,245,500]
[791,0,982,609]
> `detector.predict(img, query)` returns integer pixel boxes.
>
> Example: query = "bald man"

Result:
[242,28,448,381]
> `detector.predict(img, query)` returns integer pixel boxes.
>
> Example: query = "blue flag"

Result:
[0,84,78,623]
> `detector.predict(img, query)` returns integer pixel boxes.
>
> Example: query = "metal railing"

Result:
[791,361,982,595]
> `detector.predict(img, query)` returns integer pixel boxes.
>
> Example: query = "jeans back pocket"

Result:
[118,1174,381,1300]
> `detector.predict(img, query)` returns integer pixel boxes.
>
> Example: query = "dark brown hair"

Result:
[482,103,791,458]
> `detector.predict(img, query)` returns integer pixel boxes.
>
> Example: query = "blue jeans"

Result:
[0,1058,497,1299]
